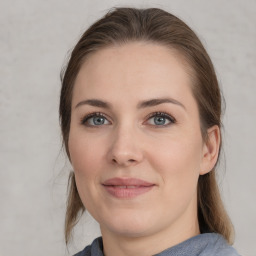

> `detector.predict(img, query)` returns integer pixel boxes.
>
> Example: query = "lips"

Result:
[102,178,155,199]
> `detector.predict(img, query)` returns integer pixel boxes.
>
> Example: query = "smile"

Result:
[102,178,155,199]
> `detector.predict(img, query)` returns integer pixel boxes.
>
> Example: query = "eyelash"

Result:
[80,111,176,127]
[80,112,109,126]
[145,112,176,126]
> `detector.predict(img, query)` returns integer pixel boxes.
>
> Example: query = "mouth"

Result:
[102,178,155,199]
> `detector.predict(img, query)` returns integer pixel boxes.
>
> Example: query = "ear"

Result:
[199,125,221,175]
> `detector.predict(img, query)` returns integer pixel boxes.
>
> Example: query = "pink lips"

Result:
[102,178,155,199]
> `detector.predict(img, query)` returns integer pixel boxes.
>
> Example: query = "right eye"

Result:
[81,113,111,126]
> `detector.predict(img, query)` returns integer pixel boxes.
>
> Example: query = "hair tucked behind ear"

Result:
[60,7,234,244]
[65,172,84,244]
[198,172,234,242]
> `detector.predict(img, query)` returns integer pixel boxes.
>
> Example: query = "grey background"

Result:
[0,0,255,255]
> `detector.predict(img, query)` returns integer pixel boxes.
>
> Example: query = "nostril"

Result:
[111,158,136,165]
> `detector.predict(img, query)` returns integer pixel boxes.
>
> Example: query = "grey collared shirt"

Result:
[74,233,240,256]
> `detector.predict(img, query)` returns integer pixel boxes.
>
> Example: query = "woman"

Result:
[60,7,240,256]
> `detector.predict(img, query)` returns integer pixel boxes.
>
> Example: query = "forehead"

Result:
[73,42,194,106]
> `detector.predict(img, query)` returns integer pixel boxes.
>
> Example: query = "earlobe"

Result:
[200,125,220,175]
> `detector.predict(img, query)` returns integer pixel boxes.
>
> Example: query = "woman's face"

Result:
[69,42,214,239]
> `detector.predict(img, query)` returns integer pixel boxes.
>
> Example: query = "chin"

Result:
[107,224,151,238]
[100,210,157,238]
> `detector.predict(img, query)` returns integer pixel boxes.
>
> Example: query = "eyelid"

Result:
[145,111,176,126]
[80,112,111,126]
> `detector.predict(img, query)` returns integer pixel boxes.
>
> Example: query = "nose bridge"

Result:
[108,121,143,166]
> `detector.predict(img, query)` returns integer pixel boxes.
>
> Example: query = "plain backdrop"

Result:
[0,0,255,255]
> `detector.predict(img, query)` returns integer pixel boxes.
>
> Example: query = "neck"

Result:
[101,216,200,256]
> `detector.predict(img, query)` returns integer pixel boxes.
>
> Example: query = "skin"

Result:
[68,42,220,256]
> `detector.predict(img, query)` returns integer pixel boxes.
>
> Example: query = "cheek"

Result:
[149,136,203,193]
[68,131,105,185]
[68,132,106,212]
[151,131,202,166]
[152,140,201,218]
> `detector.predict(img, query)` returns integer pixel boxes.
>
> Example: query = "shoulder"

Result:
[156,233,241,256]
[197,233,241,256]
[74,234,241,256]
[73,237,103,256]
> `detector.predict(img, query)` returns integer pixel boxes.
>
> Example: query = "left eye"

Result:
[147,113,175,126]
[81,114,110,126]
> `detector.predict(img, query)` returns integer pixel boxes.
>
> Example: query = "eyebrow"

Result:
[75,97,185,110]
[75,99,111,109]
[137,98,186,110]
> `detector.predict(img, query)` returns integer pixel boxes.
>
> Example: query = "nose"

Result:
[107,125,144,167]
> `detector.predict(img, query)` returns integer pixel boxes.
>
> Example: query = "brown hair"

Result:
[60,7,234,244]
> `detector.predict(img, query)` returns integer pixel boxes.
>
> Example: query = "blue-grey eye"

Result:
[82,114,110,126]
[147,113,174,126]
[154,116,167,125]
[92,116,106,125]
